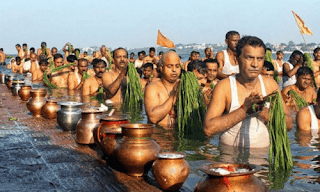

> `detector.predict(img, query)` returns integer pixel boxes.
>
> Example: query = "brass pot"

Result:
[42,99,59,119]
[76,108,102,144]
[26,88,47,117]
[152,152,190,191]
[94,115,129,156]
[114,123,160,177]
[194,163,267,192]
[18,85,32,101]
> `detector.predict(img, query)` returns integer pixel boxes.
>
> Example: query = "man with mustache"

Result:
[204,36,293,149]
[145,51,181,127]
[102,48,128,106]
[282,66,316,106]
[83,59,106,96]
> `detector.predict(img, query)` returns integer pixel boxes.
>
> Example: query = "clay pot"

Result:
[114,123,160,177]
[152,152,190,191]
[42,99,59,119]
[26,88,47,117]
[18,85,32,101]
[94,115,129,156]
[76,108,102,144]
[57,101,83,131]
[11,79,25,96]
[194,163,267,192]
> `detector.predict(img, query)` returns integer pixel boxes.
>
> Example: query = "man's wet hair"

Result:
[195,51,200,55]
[0,48,3,51]
[141,51,146,55]
[226,31,240,40]
[52,47,57,51]
[67,55,77,63]
[39,59,49,66]
[204,47,211,53]
[169,49,176,52]
[204,58,220,67]
[297,66,314,78]
[78,58,88,65]
[314,47,320,54]
[136,68,142,77]
[93,59,106,68]
[266,48,272,53]
[276,50,283,55]
[187,60,207,75]
[149,47,155,52]
[15,57,21,62]
[289,50,303,63]
[113,47,128,59]
[236,36,266,57]
[159,51,164,55]
[84,51,87,54]
[53,53,63,61]
[143,63,154,70]
[16,44,21,47]
[130,52,135,56]
[41,42,47,48]
[30,47,35,52]
[22,43,27,47]
[263,61,274,71]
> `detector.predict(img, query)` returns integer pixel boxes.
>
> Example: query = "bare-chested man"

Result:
[32,59,49,82]
[283,50,304,88]
[204,36,293,149]
[62,42,74,59]
[203,59,219,105]
[12,57,23,74]
[22,43,29,59]
[0,48,6,65]
[129,52,135,63]
[134,51,144,69]
[216,31,240,79]
[143,47,159,65]
[37,42,51,58]
[30,53,40,74]
[183,51,199,71]
[282,66,316,106]
[145,51,181,127]
[68,58,88,90]
[312,47,320,88]
[102,48,128,106]
[140,63,160,91]
[51,47,58,56]
[49,54,69,88]
[201,47,214,61]
[16,44,24,60]
[83,59,106,96]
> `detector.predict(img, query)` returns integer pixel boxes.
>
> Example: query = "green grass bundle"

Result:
[43,62,75,89]
[304,53,314,71]
[68,44,72,55]
[177,72,207,136]
[265,50,280,83]
[268,91,293,171]
[210,83,215,89]
[123,62,144,113]
[90,87,104,104]
[76,50,80,59]
[83,71,90,80]
[288,90,308,110]
[106,50,112,70]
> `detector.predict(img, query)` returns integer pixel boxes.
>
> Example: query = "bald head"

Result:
[159,51,180,68]
[159,51,181,83]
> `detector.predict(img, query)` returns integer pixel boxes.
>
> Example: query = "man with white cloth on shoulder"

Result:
[204,36,293,149]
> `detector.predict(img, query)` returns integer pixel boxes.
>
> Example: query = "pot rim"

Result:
[58,101,83,107]
[31,88,47,93]
[21,85,32,89]
[120,123,155,129]
[98,115,129,121]
[81,108,103,114]
[199,163,262,177]
[155,152,186,159]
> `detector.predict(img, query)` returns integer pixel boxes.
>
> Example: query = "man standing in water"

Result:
[16,44,24,60]
[0,48,6,65]
[83,59,106,96]
[216,31,240,79]
[313,47,320,88]
[102,48,128,106]
[204,36,293,148]
[37,42,51,58]
[144,51,181,127]
[201,47,214,61]
[68,58,89,90]
[49,54,69,88]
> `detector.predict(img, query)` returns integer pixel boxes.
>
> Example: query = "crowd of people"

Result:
[0,30,319,150]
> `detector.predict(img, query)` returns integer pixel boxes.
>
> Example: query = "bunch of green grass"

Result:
[68,44,72,55]
[76,50,80,59]
[106,50,112,70]
[265,50,280,83]
[83,71,90,80]
[122,62,144,114]
[288,90,308,110]
[209,83,215,89]
[304,53,317,89]
[177,72,207,137]
[89,87,104,104]
[268,91,293,172]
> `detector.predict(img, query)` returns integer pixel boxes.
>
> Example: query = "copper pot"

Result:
[152,152,190,191]
[76,108,102,144]
[42,99,59,119]
[94,115,129,156]
[26,88,47,117]
[114,123,160,177]
[18,85,32,101]
[194,163,267,192]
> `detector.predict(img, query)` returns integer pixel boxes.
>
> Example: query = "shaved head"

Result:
[159,51,180,68]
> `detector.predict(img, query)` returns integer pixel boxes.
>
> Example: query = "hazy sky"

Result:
[1,0,319,53]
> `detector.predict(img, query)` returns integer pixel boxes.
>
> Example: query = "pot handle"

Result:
[94,122,102,144]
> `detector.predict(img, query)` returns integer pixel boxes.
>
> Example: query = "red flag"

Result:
[157,30,175,48]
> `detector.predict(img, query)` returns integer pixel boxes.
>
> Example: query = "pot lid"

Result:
[58,101,83,107]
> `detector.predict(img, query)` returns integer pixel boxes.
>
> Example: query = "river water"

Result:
[1,55,319,191]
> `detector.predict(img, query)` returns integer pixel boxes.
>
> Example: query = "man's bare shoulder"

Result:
[260,75,280,91]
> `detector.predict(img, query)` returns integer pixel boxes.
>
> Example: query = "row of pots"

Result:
[2,72,267,192]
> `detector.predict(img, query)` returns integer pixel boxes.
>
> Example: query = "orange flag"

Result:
[157,30,175,48]
[292,11,313,36]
